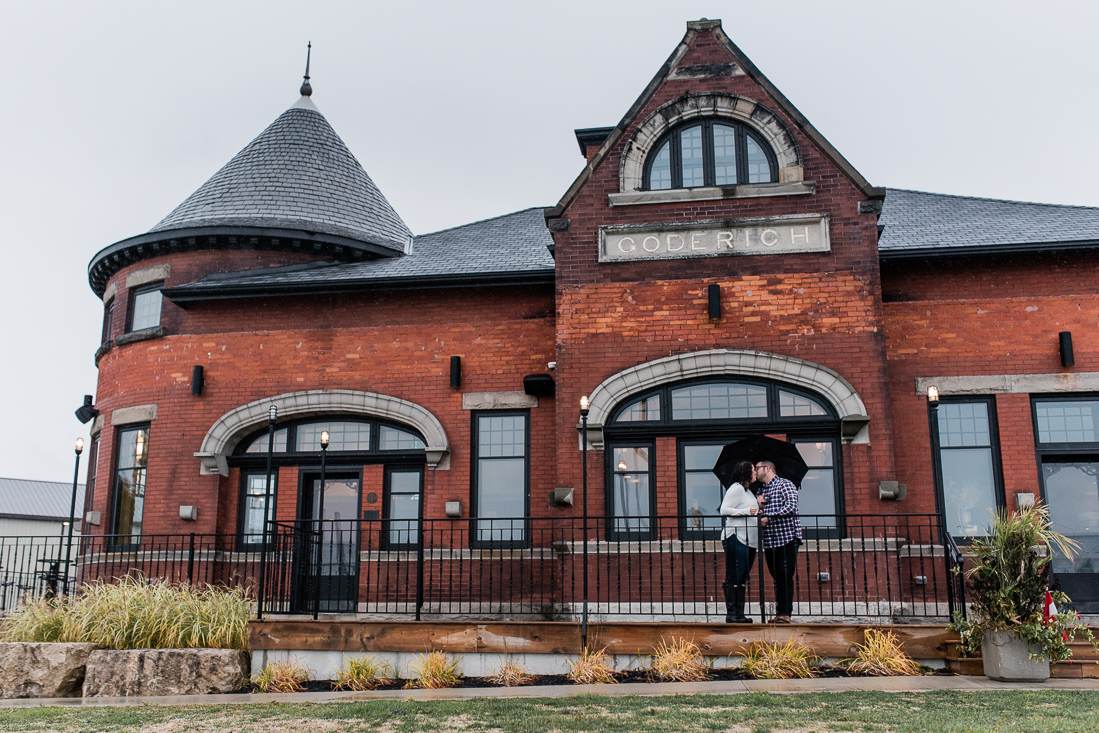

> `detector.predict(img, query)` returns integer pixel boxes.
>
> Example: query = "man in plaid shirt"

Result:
[756,460,802,623]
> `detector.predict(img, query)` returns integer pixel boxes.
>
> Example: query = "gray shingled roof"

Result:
[879,188,1099,255]
[0,478,85,521]
[150,98,412,254]
[165,207,554,299]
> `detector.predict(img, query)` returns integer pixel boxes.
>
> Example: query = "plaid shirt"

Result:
[760,476,802,549]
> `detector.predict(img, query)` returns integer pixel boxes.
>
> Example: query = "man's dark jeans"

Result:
[763,540,799,617]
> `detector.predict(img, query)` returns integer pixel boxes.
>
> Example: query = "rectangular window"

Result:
[472,411,528,546]
[128,284,163,332]
[1035,400,1099,444]
[84,435,100,519]
[385,467,422,549]
[240,472,277,547]
[609,443,654,539]
[793,439,840,534]
[101,299,114,344]
[111,425,149,545]
[932,399,1002,538]
[679,443,723,538]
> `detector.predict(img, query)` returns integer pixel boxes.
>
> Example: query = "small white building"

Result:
[0,477,85,538]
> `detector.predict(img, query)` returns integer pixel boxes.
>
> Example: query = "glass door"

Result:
[1040,458,1099,613]
[296,472,361,613]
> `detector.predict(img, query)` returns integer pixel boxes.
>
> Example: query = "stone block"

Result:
[0,642,101,698]
[83,649,250,697]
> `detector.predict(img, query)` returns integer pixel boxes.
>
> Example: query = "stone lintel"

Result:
[112,404,158,426]
[609,181,813,207]
[915,373,1099,396]
[461,392,538,410]
[125,263,171,289]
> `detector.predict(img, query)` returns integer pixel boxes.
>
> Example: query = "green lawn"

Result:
[1,691,1098,732]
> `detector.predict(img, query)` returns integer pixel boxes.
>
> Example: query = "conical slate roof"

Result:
[149,97,412,254]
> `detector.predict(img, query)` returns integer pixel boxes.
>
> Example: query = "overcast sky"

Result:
[2,0,1098,483]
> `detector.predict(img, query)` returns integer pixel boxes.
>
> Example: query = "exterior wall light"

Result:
[926,385,940,406]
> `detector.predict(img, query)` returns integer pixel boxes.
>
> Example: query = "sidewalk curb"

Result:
[2,676,1098,708]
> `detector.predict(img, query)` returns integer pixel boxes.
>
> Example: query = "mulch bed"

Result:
[238,665,955,693]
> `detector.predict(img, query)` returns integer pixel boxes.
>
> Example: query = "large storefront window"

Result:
[111,425,149,546]
[932,399,1002,538]
[472,412,529,547]
[605,378,841,540]
[1033,397,1099,613]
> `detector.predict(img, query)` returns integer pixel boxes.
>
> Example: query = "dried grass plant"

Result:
[843,629,923,676]
[738,637,818,679]
[3,575,250,650]
[406,650,463,689]
[646,637,711,682]
[252,659,310,693]
[489,657,534,687]
[566,646,618,685]
[334,655,391,691]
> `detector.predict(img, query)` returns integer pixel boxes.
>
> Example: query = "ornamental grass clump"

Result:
[843,628,923,676]
[565,646,618,685]
[739,637,818,679]
[252,660,310,693]
[2,575,250,650]
[406,650,462,689]
[334,655,391,691]
[489,657,534,687]
[646,637,712,682]
[948,503,1097,662]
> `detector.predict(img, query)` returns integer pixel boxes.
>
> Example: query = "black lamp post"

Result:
[63,438,84,596]
[579,395,590,649]
[257,404,277,620]
[313,430,330,619]
[927,385,944,540]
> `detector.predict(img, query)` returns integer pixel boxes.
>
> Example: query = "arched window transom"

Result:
[644,120,777,191]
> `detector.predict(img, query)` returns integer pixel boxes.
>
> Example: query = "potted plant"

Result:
[948,502,1095,682]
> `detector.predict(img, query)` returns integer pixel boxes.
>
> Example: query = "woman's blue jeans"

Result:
[722,535,757,587]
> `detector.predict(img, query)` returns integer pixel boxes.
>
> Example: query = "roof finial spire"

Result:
[300,42,312,97]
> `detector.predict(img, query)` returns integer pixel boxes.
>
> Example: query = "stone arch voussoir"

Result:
[194,389,449,475]
[620,93,803,193]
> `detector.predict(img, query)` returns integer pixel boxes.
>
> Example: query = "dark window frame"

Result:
[231,415,427,465]
[606,440,657,541]
[101,297,115,344]
[470,409,531,550]
[109,423,151,549]
[237,470,278,550]
[929,395,1005,542]
[642,119,778,191]
[1029,393,1099,506]
[126,282,164,333]
[382,464,425,551]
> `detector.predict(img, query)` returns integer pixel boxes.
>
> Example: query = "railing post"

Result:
[415,516,425,622]
[187,533,196,585]
[757,513,767,624]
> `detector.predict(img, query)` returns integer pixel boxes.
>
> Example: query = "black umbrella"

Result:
[712,435,810,489]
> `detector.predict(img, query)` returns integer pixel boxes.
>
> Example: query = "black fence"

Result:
[257,513,965,622]
[0,514,965,622]
[0,534,263,613]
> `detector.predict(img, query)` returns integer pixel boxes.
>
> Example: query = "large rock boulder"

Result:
[0,642,102,698]
[83,649,250,697]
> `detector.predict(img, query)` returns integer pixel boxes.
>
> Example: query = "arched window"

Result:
[644,120,777,191]
[605,378,840,541]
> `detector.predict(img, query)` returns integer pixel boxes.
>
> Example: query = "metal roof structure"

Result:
[879,188,1099,258]
[0,478,85,522]
[165,207,555,305]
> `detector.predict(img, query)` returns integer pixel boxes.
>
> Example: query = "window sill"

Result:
[608,181,814,207]
[116,325,167,346]
[94,340,113,366]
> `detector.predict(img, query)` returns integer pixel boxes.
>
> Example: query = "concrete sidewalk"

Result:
[1,676,1097,708]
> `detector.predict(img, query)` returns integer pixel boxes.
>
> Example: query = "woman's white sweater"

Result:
[719,483,759,547]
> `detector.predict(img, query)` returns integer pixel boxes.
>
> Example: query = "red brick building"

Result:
[81,20,1099,613]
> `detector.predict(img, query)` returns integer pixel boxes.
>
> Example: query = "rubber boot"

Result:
[722,582,736,623]
[732,585,753,623]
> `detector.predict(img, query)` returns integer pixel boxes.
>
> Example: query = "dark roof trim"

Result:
[548,20,882,221]
[164,270,555,307]
[574,127,615,156]
[0,513,71,522]
[87,225,401,298]
[880,239,1099,261]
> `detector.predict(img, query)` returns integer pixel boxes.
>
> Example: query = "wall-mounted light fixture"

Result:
[708,284,721,320]
[75,395,99,424]
[450,356,461,388]
[191,366,205,396]
[927,385,940,407]
[1060,331,1075,367]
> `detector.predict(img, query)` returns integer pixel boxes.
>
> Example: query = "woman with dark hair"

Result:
[719,460,759,623]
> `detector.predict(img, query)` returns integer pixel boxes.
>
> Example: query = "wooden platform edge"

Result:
[248,620,957,659]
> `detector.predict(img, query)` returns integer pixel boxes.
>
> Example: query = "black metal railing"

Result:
[0,534,262,613]
[256,513,963,621]
[0,514,964,622]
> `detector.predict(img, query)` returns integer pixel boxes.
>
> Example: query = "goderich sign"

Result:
[598,214,830,263]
